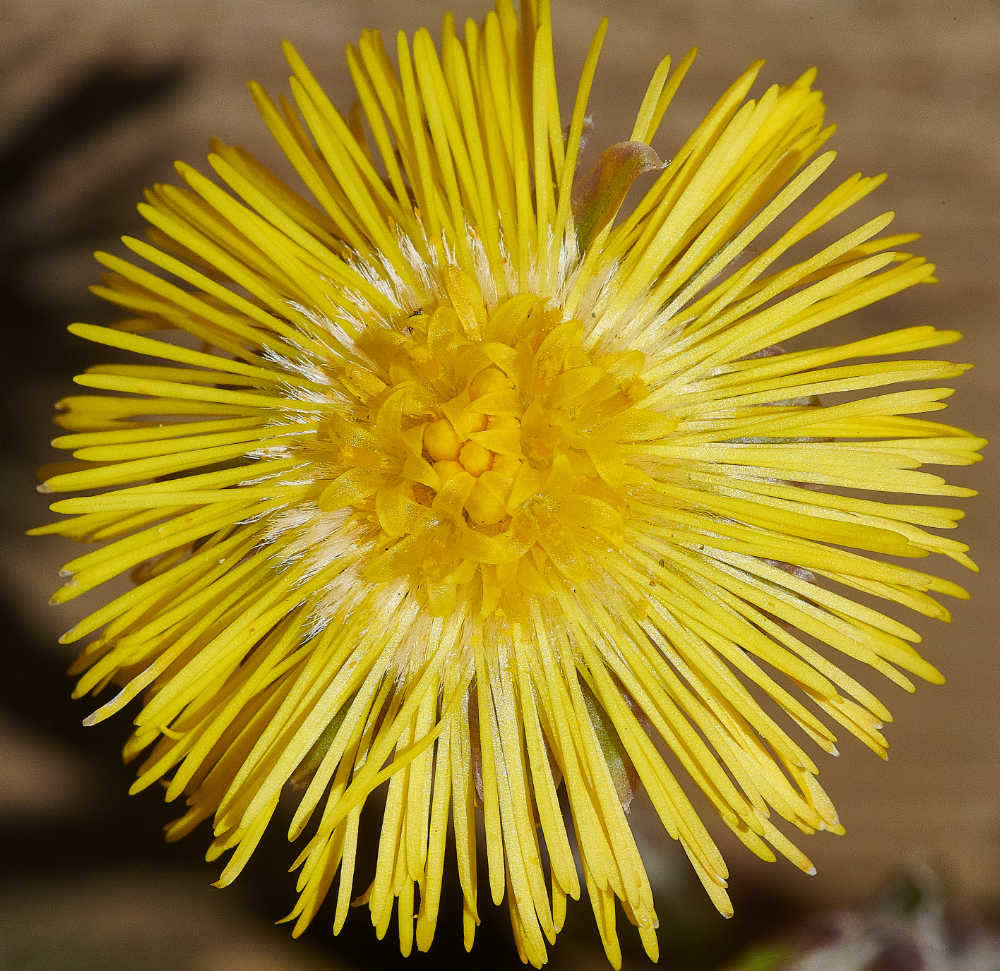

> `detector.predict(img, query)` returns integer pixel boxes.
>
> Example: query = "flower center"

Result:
[317,266,676,617]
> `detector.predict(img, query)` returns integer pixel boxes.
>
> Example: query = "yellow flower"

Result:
[35,1,984,967]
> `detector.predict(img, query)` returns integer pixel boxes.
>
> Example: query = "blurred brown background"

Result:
[1,1,997,969]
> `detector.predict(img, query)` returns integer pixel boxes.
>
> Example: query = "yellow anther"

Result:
[459,441,493,476]
[425,418,461,461]
[466,412,488,433]
[466,480,506,525]
[433,459,465,483]
[469,366,509,400]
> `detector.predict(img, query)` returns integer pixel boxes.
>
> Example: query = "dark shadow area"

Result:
[0,591,210,878]
[0,61,189,379]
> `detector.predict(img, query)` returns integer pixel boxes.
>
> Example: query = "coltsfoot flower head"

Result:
[35,1,984,966]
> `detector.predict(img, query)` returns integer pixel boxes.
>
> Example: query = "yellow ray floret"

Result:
[34,0,983,967]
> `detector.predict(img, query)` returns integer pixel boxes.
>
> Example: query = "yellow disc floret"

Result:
[323,275,677,619]
[424,418,461,461]
[458,440,493,476]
